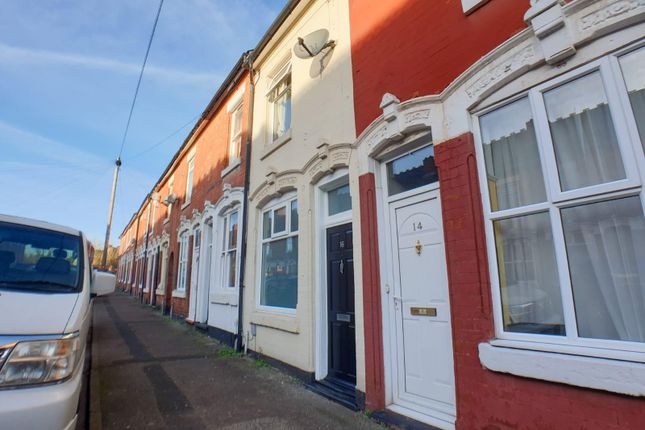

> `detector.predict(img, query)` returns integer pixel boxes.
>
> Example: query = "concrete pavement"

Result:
[90,293,383,430]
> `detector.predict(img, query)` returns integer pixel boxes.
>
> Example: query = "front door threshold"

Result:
[306,377,357,410]
[371,409,444,430]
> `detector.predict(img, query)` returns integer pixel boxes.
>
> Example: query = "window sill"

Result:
[163,219,169,225]
[478,342,645,397]
[461,0,489,14]
[221,159,241,178]
[259,129,292,160]
[155,288,165,295]
[210,292,238,306]
[181,200,191,211]
[249,311,299,334]
[171,289,186,299]
[143,288,150,293]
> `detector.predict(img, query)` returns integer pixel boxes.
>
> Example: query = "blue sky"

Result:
[0,0,286,247]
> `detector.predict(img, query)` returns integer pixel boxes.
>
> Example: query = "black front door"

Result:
[327,223,356,384]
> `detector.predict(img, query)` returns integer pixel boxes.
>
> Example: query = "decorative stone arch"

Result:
[190,209,203,231]
[249,142,353,208]
[178,216,191,236]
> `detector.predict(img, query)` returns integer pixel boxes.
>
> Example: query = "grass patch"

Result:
[254,358,269,368]
[217,347,242,358]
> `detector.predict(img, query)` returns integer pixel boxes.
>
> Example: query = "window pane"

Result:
[194,230,201,249]
[272,75,291,141]
[228,211,238,249]
[328,184,352,216]
[494,212,565,335]
[227,250,237,288]
[222,216,229,249]
[232,106,243,136]
[290,200,298,232]
[386,145,438,196]
[273,206,286,234]
[260,237,298,308]
[480,98,547,210]
[0,221,82,291]
[619,47,645,153]
[544,72,626,191]
[561,197,645,342]
[262,210,272,239]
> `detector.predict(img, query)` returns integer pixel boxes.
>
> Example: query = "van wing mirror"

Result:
[91,270,116,296]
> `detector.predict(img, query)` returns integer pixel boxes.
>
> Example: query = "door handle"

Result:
[393,295,402,311]
[339,260,344,275]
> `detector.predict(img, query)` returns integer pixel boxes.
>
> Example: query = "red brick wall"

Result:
[145,71,251,319]
[349,0,527,135]
[359,173,386,411]
[434,133,645,430]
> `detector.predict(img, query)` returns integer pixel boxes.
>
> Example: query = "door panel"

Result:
[327,224,356,383]
[391,193,455,413]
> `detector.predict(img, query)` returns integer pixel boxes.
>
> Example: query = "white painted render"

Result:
[243,0,362,387]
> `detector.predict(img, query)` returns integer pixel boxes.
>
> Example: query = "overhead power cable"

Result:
[102,0,164,266]
[117,0,165,159]
[128,113,201,160]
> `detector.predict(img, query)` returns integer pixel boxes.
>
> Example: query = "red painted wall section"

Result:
[349,0,527,135]
[358,172,386,411]
[435,133,645,430]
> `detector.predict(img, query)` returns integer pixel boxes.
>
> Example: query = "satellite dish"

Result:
[293,29,334,59]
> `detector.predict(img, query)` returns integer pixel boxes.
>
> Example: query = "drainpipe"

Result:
[236,51,255,352]
[140,194,152,303]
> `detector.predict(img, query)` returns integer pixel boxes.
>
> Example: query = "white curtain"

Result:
[564,197,645,342]
[628,88,645,153]
[549,104,626,191]
[485,120,547,210]
[496,212,565,334]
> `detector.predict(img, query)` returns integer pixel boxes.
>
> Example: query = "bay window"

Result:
[259,196,298,310]
[477,51,645,355]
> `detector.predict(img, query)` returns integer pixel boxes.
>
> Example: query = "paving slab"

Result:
[91,293,384,430]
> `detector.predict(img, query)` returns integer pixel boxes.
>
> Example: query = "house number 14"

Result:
[412,222,423,231]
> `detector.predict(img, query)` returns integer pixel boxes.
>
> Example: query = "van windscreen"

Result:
[0,221,82,293]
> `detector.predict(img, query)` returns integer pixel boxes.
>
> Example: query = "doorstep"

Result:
[306,377,359,411]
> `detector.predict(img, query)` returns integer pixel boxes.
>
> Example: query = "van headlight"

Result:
[0,335,81,387]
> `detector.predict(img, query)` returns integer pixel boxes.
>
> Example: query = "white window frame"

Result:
[461,0,489,14]
[175,231,189,293]
[228,104,243,167]
[473,49,645,362]
[219,207,242,290]
[256,192,299,313]
[184,155,195,207]
[267,63,292,144]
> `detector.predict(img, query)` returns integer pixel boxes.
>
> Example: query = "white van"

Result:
[0,214,115,430]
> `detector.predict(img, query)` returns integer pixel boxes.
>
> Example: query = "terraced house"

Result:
[118,0,645,429]
[118,55,251,345]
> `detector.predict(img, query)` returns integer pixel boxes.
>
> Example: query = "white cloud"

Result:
[0,42,218,85]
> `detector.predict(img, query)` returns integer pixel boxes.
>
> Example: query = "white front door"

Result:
[196,225,212,323]
[388,189,456,429]
[188,229,201,322]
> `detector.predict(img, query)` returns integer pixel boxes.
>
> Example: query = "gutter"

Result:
[250,0,300,66]
[151,54,249,194]
[236,52,256,352]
